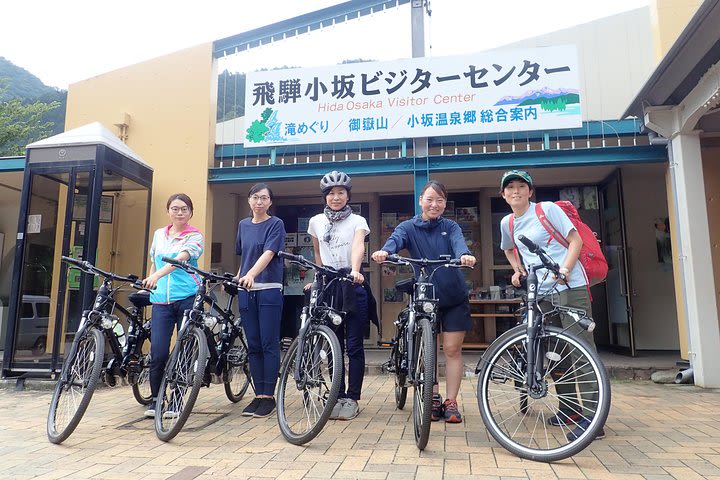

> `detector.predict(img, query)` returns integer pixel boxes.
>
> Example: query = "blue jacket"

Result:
[381,215,470,308]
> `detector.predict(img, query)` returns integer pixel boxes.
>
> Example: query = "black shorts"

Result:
[438,301,471,333]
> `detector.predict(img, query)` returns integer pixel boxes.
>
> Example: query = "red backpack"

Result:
[509,201,608,286]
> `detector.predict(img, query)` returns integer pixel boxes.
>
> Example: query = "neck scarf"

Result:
[323,205,352,242]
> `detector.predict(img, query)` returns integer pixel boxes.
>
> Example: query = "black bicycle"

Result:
[154,257,252,442]
[47,256,153,444]
[475,235,611,462]
[378,254,469,451]
[275,251,353,445]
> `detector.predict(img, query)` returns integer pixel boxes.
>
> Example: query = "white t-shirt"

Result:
[500,201,586,293]
[308,213,370,270]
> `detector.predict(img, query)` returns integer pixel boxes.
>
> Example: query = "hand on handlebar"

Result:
[371,250,388,263]
[459,254,476,268]
[142,273,159,290]
[511,271,527,288]
[350,270,364,284]
[236,274,255,290]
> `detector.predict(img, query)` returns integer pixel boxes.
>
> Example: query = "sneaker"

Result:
[548,411,583,426]
[242,397,262,417]
[329,398,346,420]
[144,401,156,418]
[431,394,444,422]
[253,398,276,418]
[443,399,462,424]
[163,409,180,419]
[337,399,359,420]
[566,418,606,441]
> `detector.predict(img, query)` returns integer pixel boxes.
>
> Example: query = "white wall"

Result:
[501,7,655,121]
[621,164,679,349]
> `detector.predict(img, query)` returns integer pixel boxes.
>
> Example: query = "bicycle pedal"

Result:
[381,361,395,373]
[377,341,394,348]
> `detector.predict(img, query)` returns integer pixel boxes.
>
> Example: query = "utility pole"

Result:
[411,0,429,212]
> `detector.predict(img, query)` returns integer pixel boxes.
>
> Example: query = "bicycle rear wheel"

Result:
[412,317,435,450]
[155,326,208,442]
[392,330,408,409]
[276,325,341,445]
[477,324,611,462]
[224,330,252,403]
[47,327,104,444]
[130,352,152,405]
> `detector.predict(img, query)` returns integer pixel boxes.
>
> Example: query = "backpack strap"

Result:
[508,213,520,267]
[535,203,569,248]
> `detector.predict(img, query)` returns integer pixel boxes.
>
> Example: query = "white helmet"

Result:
[320,170,352,193]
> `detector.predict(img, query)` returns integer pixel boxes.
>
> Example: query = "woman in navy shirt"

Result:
[234,183,286,418]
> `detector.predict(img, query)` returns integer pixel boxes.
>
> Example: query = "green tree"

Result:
[0,81,60,156]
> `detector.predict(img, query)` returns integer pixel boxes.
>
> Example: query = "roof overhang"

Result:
[624,0,720,119]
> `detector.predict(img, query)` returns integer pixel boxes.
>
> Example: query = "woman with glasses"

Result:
[372,180,476,424]
[142,193,204,418]
[307,170,372,421]
[234,183,286,419]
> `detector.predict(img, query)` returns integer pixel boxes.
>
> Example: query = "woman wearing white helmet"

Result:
[307,170,370,420]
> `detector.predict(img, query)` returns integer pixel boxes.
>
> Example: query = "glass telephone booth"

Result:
[2,123,153,378]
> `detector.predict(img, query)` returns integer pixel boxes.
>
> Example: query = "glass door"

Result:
[599,171,635,355]
[10,168,94,369]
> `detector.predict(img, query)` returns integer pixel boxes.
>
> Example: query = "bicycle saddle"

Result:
[128,291,151,308]
[395,278,414,296]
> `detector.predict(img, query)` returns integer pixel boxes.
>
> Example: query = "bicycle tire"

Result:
[412,317,435,450]
[224,330,252,403]
[130,351,152,405]
[477,324,611,462]
[155,326,208,442]
[392,329,408,409]
[276,325,342,445]
[47,327,105,444]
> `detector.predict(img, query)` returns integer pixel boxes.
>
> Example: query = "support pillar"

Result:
[670,133,720,387]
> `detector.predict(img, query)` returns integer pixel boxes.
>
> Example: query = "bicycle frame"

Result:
[61,257,149,383]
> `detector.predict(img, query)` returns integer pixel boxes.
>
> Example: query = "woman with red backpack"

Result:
[499,169,605,441]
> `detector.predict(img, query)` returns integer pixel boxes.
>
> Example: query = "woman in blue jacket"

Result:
[372,180,476,423]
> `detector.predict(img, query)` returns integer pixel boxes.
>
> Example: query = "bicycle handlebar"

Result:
[385,253,467,268]
[61,255,140,284]
[278,251,355,281]
[161,256,244,289]
[517,235,565,280]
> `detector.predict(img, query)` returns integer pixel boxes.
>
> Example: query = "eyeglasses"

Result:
[250,195,271,203]
[169,206,190,214]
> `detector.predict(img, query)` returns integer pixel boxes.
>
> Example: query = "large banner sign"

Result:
[244,45,581,147]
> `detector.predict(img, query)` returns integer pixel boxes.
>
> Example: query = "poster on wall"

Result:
[244,45,581,147]
[285,233,297,248]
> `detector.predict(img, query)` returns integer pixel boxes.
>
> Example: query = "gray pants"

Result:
[540,286,597,417]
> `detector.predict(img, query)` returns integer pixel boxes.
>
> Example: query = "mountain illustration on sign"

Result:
[495,87,580,112]
[246,108,286,143]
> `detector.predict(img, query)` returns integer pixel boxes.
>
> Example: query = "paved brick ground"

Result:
[1,376,719,479]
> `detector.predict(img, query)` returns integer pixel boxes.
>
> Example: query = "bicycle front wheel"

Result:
[276,325,341,445]
[477,324,611,462]
[224,330,252,403]
[47,327,105,444]
[155,326,208,442]
[412,317,435,450]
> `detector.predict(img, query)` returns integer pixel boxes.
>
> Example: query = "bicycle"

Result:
[154,257,252,442]
[47,256,153,444]
[378,254,469,451]
[275,251,353,445]
[475,235,611,462]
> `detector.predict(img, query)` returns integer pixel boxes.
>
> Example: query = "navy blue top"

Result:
[235,216,286,284]
[381,215,471,308]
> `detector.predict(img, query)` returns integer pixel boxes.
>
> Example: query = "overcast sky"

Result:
[1,0,651,90]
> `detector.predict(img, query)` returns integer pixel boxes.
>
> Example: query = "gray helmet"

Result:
[320,170,352,193]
